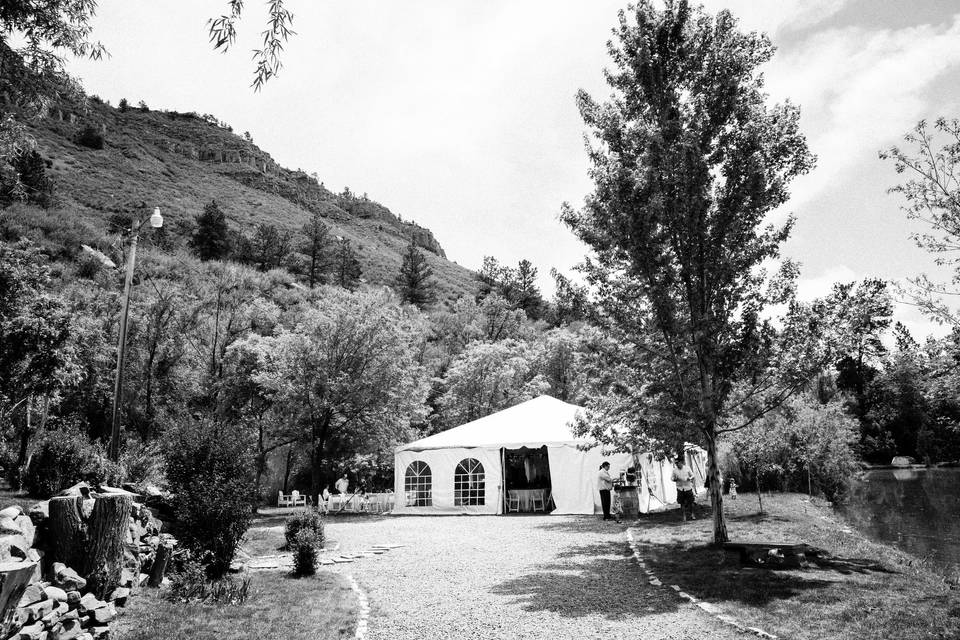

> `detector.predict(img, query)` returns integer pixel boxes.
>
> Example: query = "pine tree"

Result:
[301,213,333,288]
[190,200,232,261]
[396,241,436,308]
[334,238,362,290]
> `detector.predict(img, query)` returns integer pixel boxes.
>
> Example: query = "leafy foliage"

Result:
[163,416,258,578]
[74,125,104,150]
[167,558,251,604]
[24,426,109,497]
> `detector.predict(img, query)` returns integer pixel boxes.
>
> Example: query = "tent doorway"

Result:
[501,446,553,514]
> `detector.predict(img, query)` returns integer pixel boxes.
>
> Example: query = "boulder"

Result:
[65,592,80,607]
[0,534,31,561]
[89,604,115,624]
[55,618,80,640]
[44,587,67,603]
[0,517,22,535]
[18,583,47,607]
[0,506,23,519]
[106,588,129,607]
[15,516,36,547]
[76,594,100,614]
[51,564,85,592]
[23,598,55,621]
[16,621,44,640]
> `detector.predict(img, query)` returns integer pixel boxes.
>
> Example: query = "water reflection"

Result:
[842,468,960,570]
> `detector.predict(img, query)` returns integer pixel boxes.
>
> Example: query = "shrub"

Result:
[284,508,325,550]
[167,557,251,604]
[118,98,129,112]
[291,529,319,576]
[75,253,102,279]
[25,428,105,497]
[163,417,257,578]
[75,126,104,150]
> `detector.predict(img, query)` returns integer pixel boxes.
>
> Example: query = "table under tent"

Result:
[392,395,707,515]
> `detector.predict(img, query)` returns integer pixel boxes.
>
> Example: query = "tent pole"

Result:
[500,447,507,515]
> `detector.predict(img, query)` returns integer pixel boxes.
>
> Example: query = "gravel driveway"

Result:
[324,515,747,640]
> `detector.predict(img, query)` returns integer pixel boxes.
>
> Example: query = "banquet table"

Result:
[508,488,550,512]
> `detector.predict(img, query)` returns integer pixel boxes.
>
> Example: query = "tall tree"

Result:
[301,213,333,288]
[395,241,436,308]
[561,1,815,542]
[248,223,293,271]
[513,259,545,319]
[190,200,232,261]
[333,238,362,290]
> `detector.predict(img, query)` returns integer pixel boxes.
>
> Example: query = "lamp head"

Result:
[149,207,163,228]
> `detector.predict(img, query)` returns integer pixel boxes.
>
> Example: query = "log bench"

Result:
[722,542,822,568]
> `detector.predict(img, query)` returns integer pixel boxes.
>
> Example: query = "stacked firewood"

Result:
[0,485,177,640]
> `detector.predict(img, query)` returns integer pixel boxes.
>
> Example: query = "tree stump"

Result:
[49,493,133,599]
[147,539,172,588]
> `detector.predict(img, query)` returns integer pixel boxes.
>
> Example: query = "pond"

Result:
[842,468,960,571]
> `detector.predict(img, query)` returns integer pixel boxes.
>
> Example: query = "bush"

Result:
[291,529,319,576]
[284,508,325,549]
[75,126,104,150]
[167,557,251,604]
[163,417,257,578]
[25,428,108,497]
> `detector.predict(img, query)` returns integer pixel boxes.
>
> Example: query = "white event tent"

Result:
[392,395,706,515]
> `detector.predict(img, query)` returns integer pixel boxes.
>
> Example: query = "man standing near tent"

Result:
[597,461,614,521]
[335,473,350,495]
[672,457,696,521]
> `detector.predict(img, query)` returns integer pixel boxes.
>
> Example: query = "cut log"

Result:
[48,494,133,599]
[147,540,172,588]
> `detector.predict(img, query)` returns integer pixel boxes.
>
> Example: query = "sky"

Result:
[65,0,960,340]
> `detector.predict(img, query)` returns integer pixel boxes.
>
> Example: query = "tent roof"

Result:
[398,395,589,452]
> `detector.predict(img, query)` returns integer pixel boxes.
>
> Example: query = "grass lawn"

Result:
[633,492,960,640]
[112,571,357,640]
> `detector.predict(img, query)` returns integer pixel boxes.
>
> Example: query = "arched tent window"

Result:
[404,461,432,506]
[454,458,485,506]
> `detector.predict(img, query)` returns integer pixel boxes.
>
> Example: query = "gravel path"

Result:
[323,515,747,640]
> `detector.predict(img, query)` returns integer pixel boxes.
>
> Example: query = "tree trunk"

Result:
[705,433,728,543]
[283,444,294,493]
[49,493,133,599]
[756,469,764,514]
[147,540,172,587]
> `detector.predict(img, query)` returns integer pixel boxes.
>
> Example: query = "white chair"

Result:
[531,492,545,513]
[507,492,521,512]
[290,490,306,507]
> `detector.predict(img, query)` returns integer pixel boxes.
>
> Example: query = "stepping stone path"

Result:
[246,543,405,571]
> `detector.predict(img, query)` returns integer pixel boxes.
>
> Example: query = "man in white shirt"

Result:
[671,458,696,521]
[335,473,350,495]
[597,462,614,521]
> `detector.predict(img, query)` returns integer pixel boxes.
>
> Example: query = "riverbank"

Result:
[632,492,960,639]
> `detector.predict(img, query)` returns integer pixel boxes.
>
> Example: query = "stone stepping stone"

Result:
[332,557,355,563]
[318,558,335,566]
[372,543,405,548]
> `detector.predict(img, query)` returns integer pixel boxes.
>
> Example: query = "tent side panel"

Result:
[547,446,631,515]
[393,447,501,515]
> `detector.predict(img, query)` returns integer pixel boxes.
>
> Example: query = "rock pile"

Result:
[0,489,177,640]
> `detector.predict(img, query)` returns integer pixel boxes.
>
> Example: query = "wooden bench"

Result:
[722,542,820,568]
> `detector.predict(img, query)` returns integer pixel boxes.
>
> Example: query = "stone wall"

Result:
[0,489,175,640]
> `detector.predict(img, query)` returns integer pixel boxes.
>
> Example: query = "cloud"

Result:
[795,264,859,301]
[763,15,960,210]
[702,0,851,34]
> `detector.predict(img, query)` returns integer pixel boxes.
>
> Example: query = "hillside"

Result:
[23,97,478,301]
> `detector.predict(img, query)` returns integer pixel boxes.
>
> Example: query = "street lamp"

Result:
[108,207,163,461]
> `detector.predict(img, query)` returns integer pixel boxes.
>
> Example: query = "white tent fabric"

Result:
[393,395,707,515]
